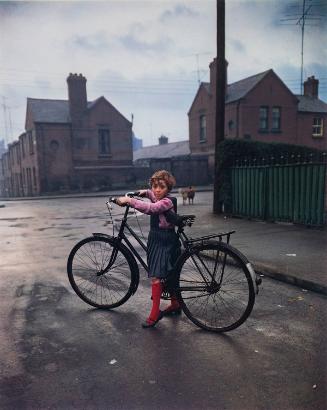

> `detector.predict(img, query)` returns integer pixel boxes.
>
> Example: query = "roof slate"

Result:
[201,71,326,113]
[27,98,103,123]
[226,70,271,103]
[296,95,327,113]
[27,98,70,123]
[133,140,190,161]
[201,70,271,103]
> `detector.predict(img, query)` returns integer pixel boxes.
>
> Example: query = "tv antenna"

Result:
[280,0,325,94]
[0,96,10,145]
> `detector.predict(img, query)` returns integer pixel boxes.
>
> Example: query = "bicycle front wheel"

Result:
[176,242,255,332]
[67,236,138,309]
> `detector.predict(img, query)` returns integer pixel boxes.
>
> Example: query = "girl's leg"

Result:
[142,278,163,328]
[163,292,181,316]
[163,274,181,316]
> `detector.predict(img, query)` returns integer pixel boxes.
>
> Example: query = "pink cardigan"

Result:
[129,189,175,229]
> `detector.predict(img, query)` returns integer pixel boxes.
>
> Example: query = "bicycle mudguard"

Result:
[246,263,261,295]
[92,233,114,239]
[184,240,261,295]
[215,242,261,295]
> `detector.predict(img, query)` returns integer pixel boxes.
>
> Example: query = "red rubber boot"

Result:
[142,281,164,328]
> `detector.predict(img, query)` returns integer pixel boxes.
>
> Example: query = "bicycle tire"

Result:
[67,236,138,309]
[176,241,255,332]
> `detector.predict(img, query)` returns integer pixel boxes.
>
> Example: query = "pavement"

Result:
[1,186,326,296]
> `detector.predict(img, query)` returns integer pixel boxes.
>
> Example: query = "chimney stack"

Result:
[209,57,228,95]
[303,76,319,99]
[158,135,168,145]
[67,73,87,124]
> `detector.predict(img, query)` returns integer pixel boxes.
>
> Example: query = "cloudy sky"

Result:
[0,0,326,147]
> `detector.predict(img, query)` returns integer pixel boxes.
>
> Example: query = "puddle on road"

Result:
[0,217,34,222]
[9,223,29,228]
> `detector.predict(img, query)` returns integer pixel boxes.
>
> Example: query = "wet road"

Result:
[0,194,326,410]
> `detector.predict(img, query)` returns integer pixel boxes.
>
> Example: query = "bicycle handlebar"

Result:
[125,191,141,197]
[107,191,141,206]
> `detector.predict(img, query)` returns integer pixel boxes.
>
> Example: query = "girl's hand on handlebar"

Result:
[116,196,131,207]
[137,189,147,197]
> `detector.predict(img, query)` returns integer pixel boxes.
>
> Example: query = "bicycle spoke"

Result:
[178,243,255,332]
[68,237,135,309]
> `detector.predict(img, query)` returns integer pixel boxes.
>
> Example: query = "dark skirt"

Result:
[147,229,181,278]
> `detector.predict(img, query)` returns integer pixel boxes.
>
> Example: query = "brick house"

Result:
[1,73,133,197]
[189,58,327,174]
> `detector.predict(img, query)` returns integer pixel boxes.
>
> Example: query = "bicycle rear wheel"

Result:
[176,242,255,332]
[67,236,138,309]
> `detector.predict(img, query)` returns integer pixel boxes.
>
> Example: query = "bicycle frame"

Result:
[107,203,149,272]
[104,200,236,290]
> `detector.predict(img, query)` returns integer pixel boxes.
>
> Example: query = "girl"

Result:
[116,170,181,328]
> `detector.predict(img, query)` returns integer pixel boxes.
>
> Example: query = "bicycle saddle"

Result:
[179,214,196,227]
[165,211,195,227]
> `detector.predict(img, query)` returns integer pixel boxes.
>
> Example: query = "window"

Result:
[199,115,206,142]
[312,117,323,137]
[21,136,25,158]
[259,106,269,131]
[50,140,59,152]
[32,167,37,187]
[28,131,34,154]
[272,107,281,131]
[98,129,111,155]
[228,120,235,131]
[16,145,21,163]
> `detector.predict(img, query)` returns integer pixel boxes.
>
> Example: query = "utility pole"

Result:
[213,0,225,214]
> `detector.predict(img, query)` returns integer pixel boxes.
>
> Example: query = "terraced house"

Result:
[1,73,133,197]
[189,58,327,174]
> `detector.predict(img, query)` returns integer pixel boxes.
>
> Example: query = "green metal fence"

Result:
[231,160,326,226]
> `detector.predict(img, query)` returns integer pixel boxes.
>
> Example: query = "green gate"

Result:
[231,161,326,226]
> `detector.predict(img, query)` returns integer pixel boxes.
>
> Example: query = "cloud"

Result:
[160,3,198,22]
[70,33,110,51]
[0,0,326,147]
[228,39,246,54]
[118,33,173,53]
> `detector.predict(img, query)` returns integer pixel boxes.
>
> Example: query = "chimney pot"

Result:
[158,135,168,145]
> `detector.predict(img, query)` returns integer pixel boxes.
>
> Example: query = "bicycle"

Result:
[67,192,261,332]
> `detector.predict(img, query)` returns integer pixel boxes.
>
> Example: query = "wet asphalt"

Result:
[0,192,326,410]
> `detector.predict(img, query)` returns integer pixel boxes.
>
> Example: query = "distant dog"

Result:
[179,188,188,205]
[187,186,195,204]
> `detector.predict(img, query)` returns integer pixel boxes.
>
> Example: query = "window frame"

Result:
[98,128,111,156]
[21,136,25,158]
[259,106,269,132]
[199,114,207,143]
[28,131,34,154]
[271,106,281,131]
[312,117,323,137]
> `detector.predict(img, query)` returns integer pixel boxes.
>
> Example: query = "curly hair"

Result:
[149,170,176,191]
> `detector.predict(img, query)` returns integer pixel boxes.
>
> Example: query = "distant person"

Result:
[187,186,195,204]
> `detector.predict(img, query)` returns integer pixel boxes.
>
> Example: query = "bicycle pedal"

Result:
[161,291,171,300]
